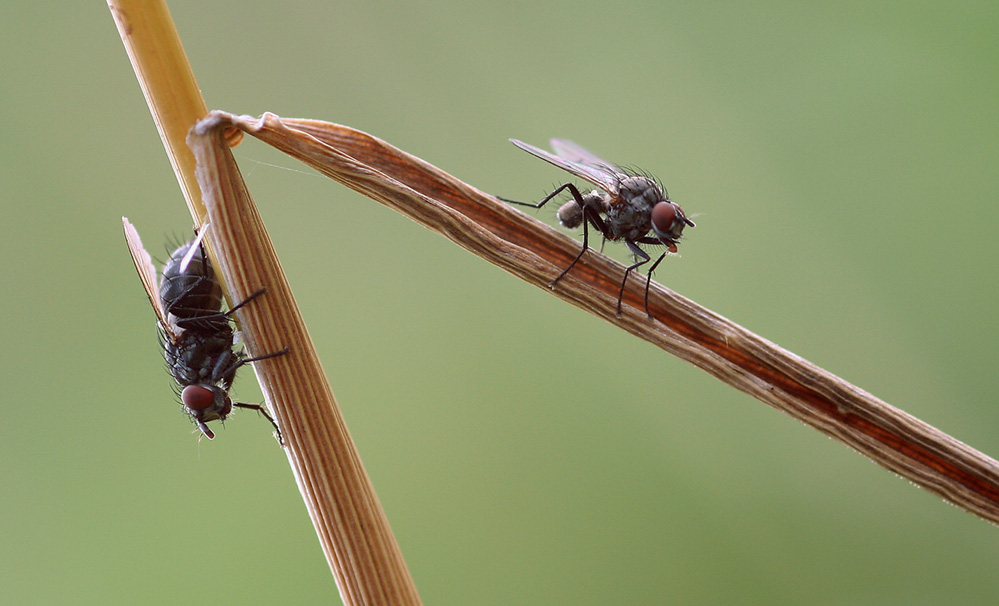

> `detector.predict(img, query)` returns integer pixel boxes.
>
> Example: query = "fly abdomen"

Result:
[557,190,609,229]
[160,240,224,320]
[556,200,583,229]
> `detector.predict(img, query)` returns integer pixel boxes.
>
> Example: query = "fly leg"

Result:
[498,181,586,211]
[214,347,289,443]
[220,286,290,383]
[618,240,652,317]
[546,201,602,288]
[232,402,283,444]
[500,183,598,289]
[213,346,290,388]
[641,250,670,319]
[226,288,266,314]
[212,284,290,442]
[633,234,678,318]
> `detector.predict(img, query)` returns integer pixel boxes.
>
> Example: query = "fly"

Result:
[501,139,694,316]
[124,220,287,441]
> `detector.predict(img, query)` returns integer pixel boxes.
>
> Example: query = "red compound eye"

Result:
[650,202,678,235]
[182,385,215,412]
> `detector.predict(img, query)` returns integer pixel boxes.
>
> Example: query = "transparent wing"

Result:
[549,139,617,169]
[510,139,620,195]
[178,222,210,274]
[123,217,178,343]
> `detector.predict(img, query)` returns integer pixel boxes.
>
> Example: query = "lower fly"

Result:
[124,220,287,441]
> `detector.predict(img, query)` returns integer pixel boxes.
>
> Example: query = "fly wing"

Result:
[510,139,620,195]
[123,217,178,344]
[549,139,616,168]
[178,222,210,274]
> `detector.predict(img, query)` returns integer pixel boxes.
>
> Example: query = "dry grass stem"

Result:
[188,117,421,606]
[107,0,214,220]
[207,110,999,525]
[110,2,419,603]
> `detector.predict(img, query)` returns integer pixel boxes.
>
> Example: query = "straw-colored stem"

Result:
[110,3,419,604]
[207,111,999,526]
[107,0,211,221]
[188,118,420,605]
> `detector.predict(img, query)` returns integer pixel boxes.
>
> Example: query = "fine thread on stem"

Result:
[206,110,999,525]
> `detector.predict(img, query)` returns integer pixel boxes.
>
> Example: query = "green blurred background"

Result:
[3,1,998,603]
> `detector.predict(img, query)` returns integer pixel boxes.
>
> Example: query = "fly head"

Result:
[650,201,695,252]
[180,383,232,440]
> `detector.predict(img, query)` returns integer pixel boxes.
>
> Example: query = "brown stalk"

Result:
[204,110,999,526]
[187,118,420,606]
[110,2,421,604]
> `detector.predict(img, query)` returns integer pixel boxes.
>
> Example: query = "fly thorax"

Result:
[618,176,663,208]
[604,176,662,240]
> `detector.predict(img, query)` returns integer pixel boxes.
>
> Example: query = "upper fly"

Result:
[500,139,694,317]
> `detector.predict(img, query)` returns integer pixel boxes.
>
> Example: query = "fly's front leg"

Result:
[618,240,652,317]
[641,251,670,318]
[222,347,289,443]
[232,402,283,444]
[634,235,674,319]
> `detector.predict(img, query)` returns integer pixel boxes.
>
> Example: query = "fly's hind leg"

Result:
[500,183,597,289]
